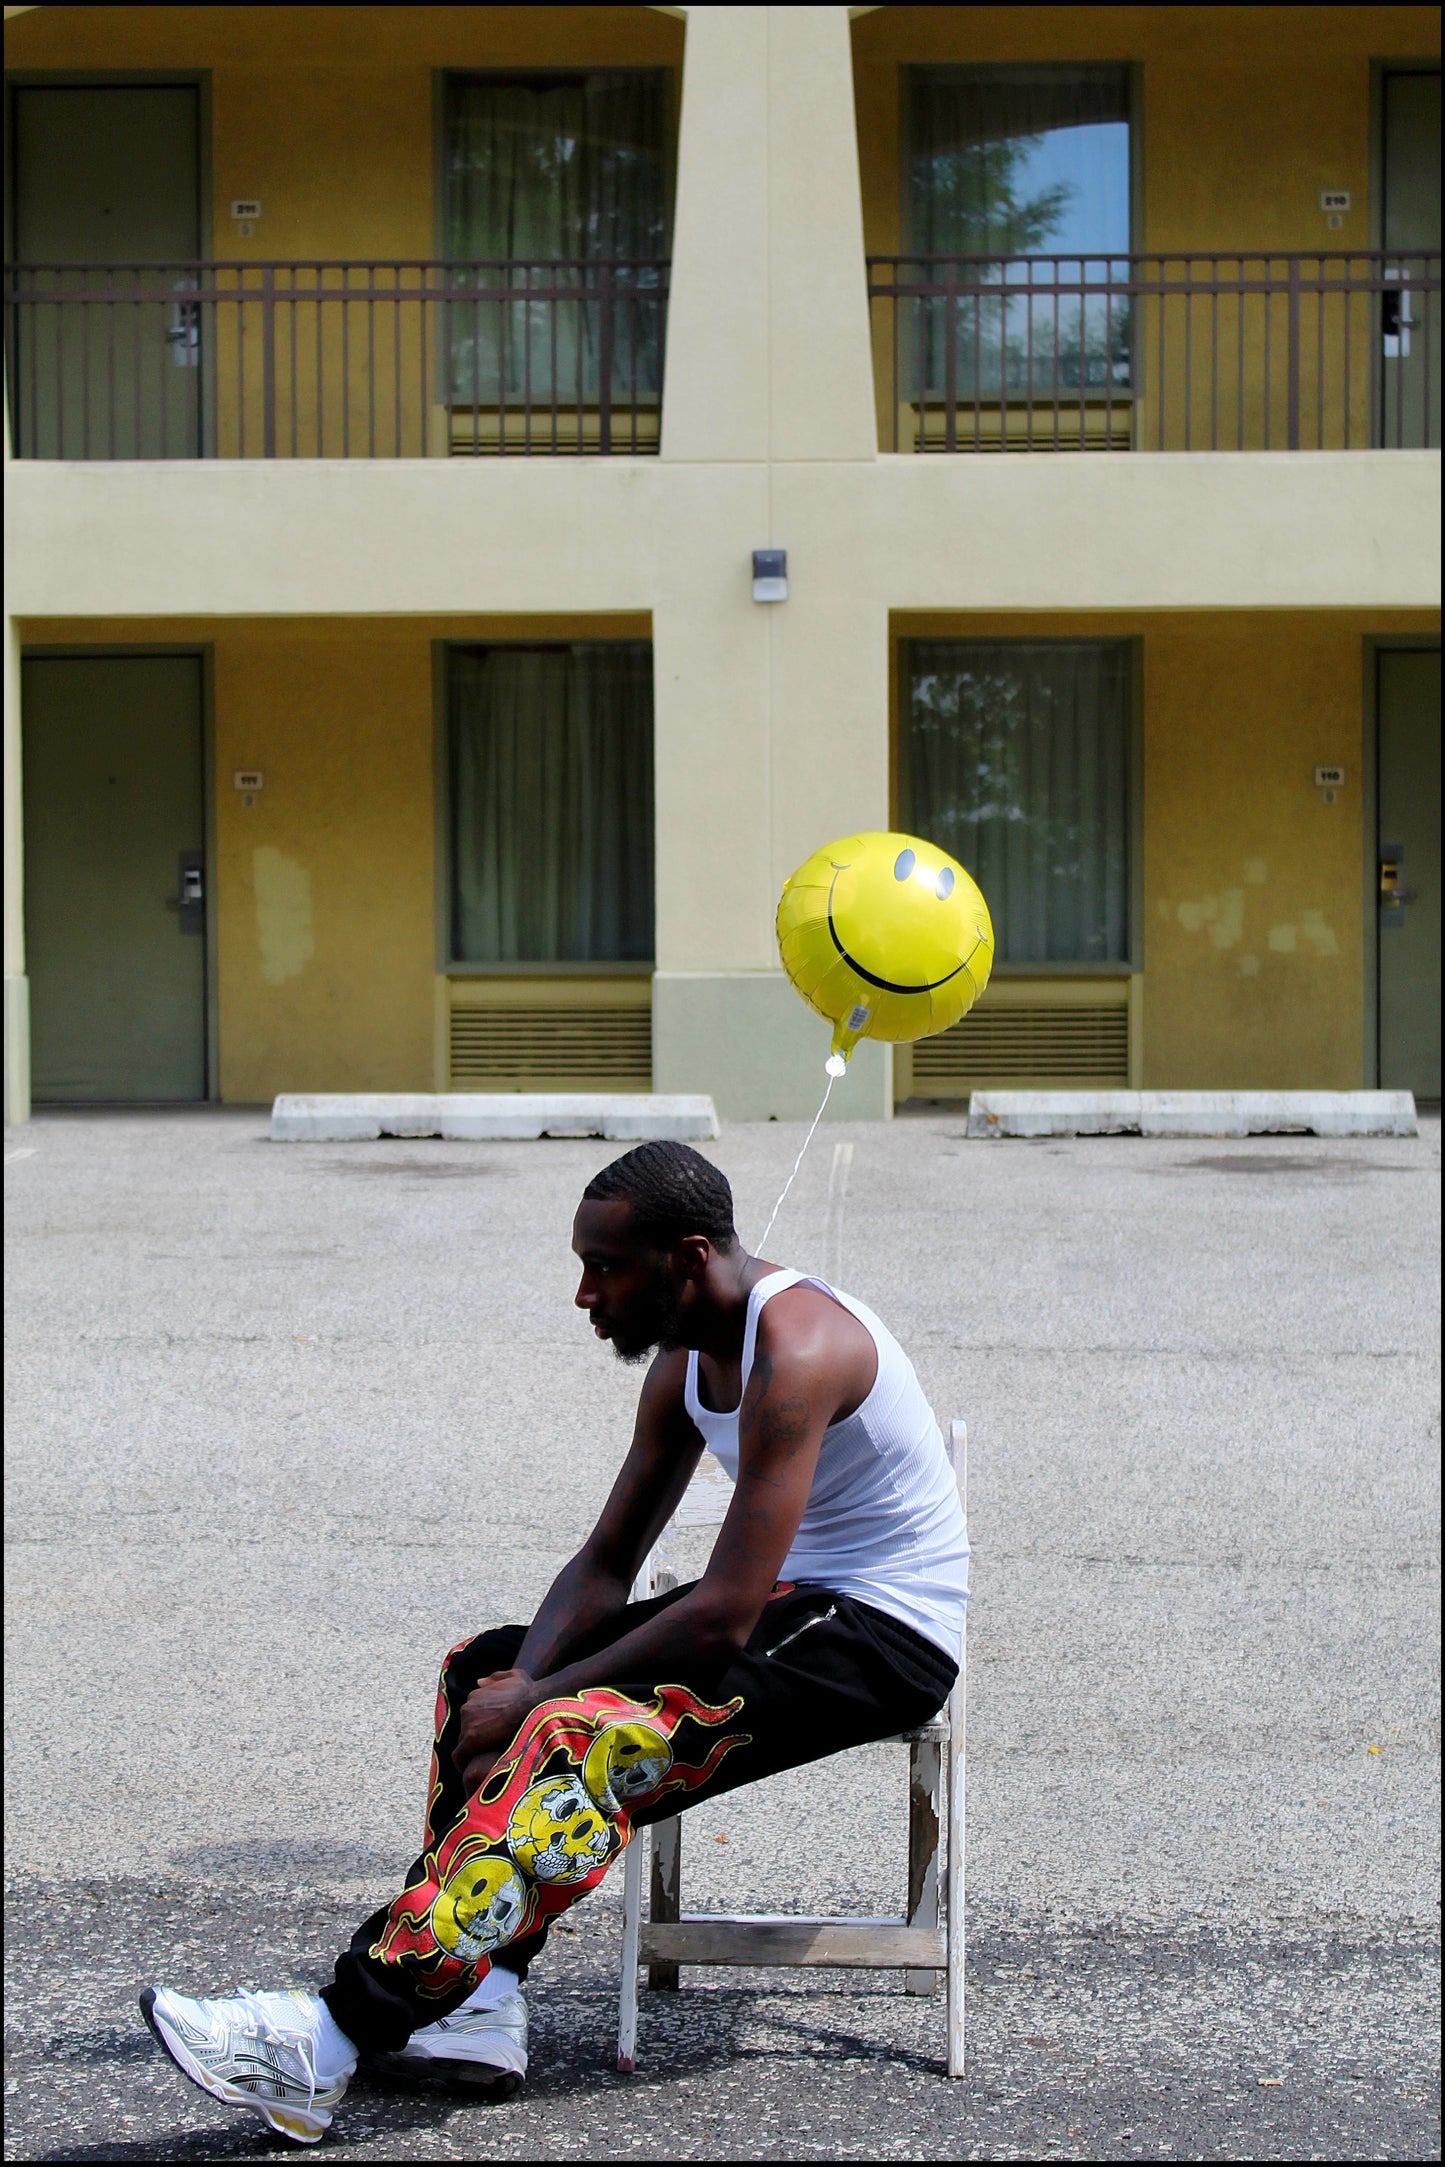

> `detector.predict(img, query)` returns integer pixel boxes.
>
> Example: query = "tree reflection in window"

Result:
[907,66,1132,401]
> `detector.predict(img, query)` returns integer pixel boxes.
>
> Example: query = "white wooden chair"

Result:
[616,1419,967,2078]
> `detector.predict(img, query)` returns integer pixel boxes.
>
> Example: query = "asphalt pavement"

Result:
[4,1106,1439,2161]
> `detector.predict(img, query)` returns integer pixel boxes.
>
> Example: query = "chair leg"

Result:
[620,1550,665,2059]
[906,1737,942,1995]
[945,1665,966,2077]
[617,1831,644,2070]
[647,1813,682,1991]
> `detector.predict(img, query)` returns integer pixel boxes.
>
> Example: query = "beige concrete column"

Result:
[655,6,777,1114]
[758,6,901,943]
[764,6,876,464]
[765,7,889,1113]
[654,6,887,1117]
[660,6,770,464]
[661,5,876,466]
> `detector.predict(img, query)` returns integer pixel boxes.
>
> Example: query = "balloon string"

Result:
[755,1067,837,1256]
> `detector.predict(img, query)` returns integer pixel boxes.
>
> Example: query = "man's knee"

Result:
[437,1624,528,1700]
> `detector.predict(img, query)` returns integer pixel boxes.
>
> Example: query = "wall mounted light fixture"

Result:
[752,548,788,602]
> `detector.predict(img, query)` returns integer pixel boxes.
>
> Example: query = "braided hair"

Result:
[582,1142,738,1253]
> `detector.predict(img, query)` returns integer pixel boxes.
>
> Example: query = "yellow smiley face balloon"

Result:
[777,832,993,1062]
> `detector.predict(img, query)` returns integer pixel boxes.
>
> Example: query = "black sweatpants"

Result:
[324,1579,956,2054]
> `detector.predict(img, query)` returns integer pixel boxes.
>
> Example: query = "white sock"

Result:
[310,2001,360,2084]
[456,1966,523,2015]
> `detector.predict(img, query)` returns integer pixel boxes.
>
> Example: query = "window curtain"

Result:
[446,74,667,406]
[450,644,654,963]
[904,641,1131,963]
[907,66,1131,397]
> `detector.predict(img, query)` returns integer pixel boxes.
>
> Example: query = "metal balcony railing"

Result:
[867,252,1441,452]
[4,259,671,458]
[9,252,1438,460]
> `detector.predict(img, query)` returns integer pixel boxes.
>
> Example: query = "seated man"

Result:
[141,1141,967,2145]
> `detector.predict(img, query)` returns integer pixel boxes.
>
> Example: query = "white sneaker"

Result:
[372,1986,528,2096]
[140,1985,351,2146]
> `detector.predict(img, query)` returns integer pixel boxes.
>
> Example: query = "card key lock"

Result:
[1382,269,1416,358]
[1378,843,1416,928]
[166,851,206,935]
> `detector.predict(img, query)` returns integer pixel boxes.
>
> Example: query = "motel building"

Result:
[2,4,1439,1128]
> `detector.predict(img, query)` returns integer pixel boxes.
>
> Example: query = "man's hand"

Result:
[454,1668,538,1794]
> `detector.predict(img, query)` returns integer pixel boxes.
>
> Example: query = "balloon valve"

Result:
[825,1054,847,1078]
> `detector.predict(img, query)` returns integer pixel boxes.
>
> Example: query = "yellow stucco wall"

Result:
[853,6,1441,259]
[18,613,650,1102]
[21,605,1439,1102]
[893,608,1439,1090]
[10,451,1440,1103]
[5,5,683,267]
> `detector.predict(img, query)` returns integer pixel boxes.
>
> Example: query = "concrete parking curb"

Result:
[270,1093,720,1142]
[965,1090,1419,1139]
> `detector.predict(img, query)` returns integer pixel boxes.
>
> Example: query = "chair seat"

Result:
[893,1716,950,1744]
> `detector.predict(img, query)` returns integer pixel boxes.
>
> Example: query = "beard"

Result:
[609,1259,687,1365]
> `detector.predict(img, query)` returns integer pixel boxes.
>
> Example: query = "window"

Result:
[444,72,669,408]
[447,644,654,966]
[907,65,1131,398]
[903,641,1132,964]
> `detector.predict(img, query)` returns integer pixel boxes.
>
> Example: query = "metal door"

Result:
[1380,69,1441,449]
[10,84,201,458]
[22,656,207,1101]
[1377,649,1441,1097]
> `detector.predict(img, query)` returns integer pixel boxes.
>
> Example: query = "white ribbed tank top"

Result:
[683,1270,968,1657]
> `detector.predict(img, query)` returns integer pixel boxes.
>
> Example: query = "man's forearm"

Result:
[452,1583,745,1794]
[515,1551,633,1678]
[532,1584,742,1707]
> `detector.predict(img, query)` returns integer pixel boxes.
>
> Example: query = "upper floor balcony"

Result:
[866,249,1440,453]
[852,11,1440,454]
[5,256,670,458]
[7,243,1439,461]
[5,5,680,460]
[4,3,1440,463]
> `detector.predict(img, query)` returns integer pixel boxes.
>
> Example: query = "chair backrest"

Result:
[948,1417,968,1519]
[670,1452,732,1531]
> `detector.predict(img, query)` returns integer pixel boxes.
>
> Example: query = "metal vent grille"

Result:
[450,1005,652,1088]
[450,409,660,456]
[913,403,1132,453]
[912,1004,1130,1088]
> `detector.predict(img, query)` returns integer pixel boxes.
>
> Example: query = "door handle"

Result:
[165,853,206,934]
[167,280,200,366]
[1381,290,1415,336]
[1379,849,1417,923]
